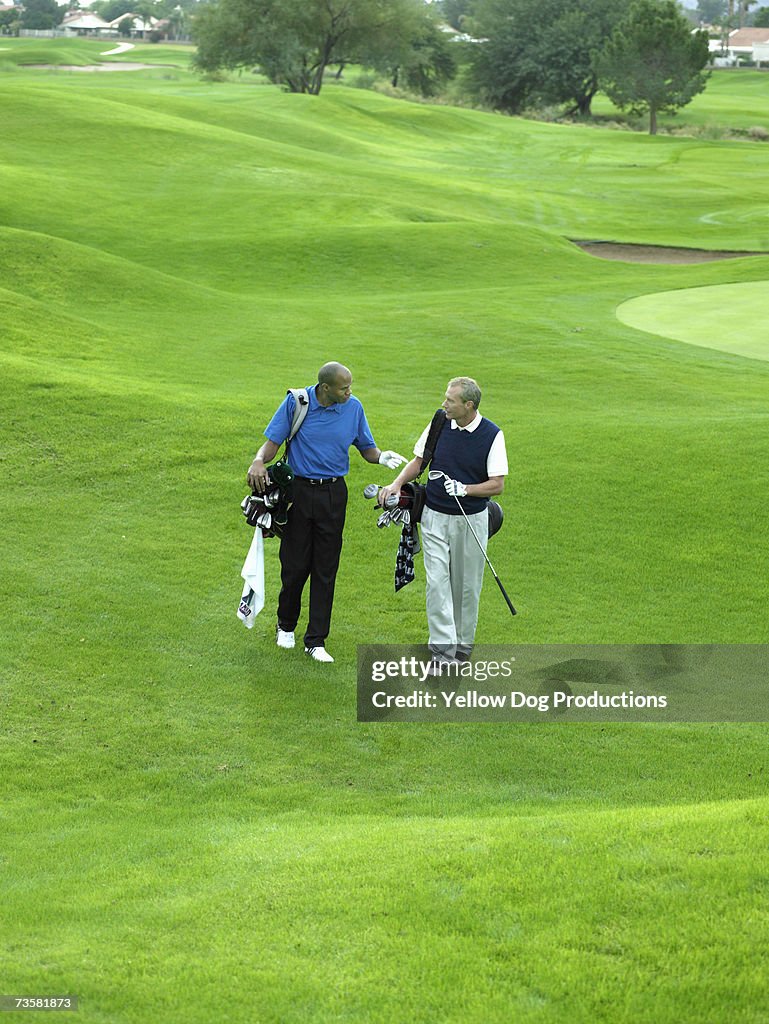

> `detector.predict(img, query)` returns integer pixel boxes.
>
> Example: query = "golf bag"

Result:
[241,387,309,539]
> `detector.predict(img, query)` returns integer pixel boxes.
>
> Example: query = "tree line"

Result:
[191,0,713,133]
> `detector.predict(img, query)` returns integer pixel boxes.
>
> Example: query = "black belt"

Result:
[295,476,339,486]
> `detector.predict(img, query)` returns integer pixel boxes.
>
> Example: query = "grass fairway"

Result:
[2,64,769,1023]
[0,37,195,68]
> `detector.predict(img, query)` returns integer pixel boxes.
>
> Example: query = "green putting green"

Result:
[617,280,769,360]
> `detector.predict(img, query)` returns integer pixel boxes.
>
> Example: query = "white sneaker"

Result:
[276,628,295,649]
[305,646,334,663]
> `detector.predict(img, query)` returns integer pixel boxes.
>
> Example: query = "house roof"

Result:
[728,28,769,46]
[63,11,110,27]
[107,12,158,28]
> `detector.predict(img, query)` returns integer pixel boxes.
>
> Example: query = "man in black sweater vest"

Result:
[380,377,508,663]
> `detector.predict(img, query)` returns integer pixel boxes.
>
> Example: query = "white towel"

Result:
[237,528,265,628]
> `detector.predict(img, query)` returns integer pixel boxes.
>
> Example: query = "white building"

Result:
[711,28,769,65]
[61,11,112,34]
[107,12,161,37]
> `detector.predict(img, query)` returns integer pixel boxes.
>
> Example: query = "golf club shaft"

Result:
[427,469,517,616]
[450,494,517,616]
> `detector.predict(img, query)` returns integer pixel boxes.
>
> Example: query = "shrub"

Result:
[519,105,567,123]
[351,71,379,90]
[695,122,730,140]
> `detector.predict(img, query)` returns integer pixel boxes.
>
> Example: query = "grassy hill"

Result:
[0,37,195,68]
[2,60,769,1023]
[593,68,769,132]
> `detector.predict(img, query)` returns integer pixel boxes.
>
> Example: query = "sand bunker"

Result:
[574,241,763,264]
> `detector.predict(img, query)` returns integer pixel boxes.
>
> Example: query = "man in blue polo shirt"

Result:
[247,362,404,663]
[379,376,507,667]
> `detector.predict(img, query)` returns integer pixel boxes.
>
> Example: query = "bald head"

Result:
[318,362,350,386]
[317,362,353,406]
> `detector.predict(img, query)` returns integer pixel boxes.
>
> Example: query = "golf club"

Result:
[427,470,517,617]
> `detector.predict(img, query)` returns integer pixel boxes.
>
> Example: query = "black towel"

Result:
[395,524,417,591]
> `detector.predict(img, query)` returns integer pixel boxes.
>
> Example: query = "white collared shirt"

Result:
[413,414,508,476]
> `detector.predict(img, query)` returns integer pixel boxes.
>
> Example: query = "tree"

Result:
[438,0,473,31]
[717,0,756,43]
[388,13,457,96]
[468,0,630,117]
[597,0,710,135]
[755,5,769,25]
[0,7,21,33]
[92,0,160,21]
[20,0,63,29]
[92,0,133,19]
[720,0,736,47]
[696,0,726,24]
[738,0,757,26]
[192,0,428,95]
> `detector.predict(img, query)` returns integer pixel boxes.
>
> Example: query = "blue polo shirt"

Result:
[264,385,376,478]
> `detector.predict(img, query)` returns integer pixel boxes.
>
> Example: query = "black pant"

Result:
[277,477,347,648]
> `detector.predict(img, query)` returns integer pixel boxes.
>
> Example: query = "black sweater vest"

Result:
[426,416,499,515]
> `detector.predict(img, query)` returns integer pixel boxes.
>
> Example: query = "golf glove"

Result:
[378,450,406,470]
[444,478,467,498]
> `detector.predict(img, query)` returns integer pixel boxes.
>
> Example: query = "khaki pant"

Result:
[422,506,488,659]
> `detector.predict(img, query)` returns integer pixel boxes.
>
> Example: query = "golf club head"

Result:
[364,484,399,508]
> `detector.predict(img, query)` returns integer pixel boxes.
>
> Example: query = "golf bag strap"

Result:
[281,387,310,459]
[418,409,447,477]
[287,388,310,442]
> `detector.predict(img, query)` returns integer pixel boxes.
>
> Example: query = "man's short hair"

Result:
[448,376,482,409]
